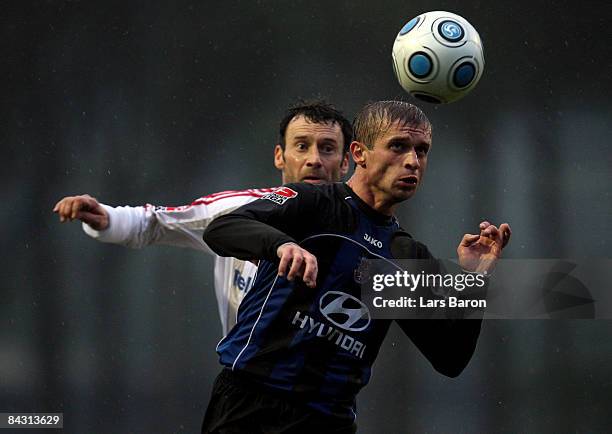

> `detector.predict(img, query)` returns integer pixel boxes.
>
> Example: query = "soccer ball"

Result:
[392,11,485,104]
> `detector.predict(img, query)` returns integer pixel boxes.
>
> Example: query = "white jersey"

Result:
[82,188,277,335]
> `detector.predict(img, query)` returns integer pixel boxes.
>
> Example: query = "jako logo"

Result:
[319,291,371,331]
[363,233,383,248]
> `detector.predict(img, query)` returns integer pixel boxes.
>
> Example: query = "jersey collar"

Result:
[341,183,395,226]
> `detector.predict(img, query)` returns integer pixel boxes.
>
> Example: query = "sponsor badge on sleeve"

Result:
[262,187,298,205]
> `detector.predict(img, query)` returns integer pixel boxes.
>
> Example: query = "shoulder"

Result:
[279,182,347,204]
[183,187,277,214]
[281,182,342,195]
[191,187,277,207]
[278,183,355,230]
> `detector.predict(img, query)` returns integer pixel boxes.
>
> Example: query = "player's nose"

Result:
[403,148,420,169]
[305,148,323,167]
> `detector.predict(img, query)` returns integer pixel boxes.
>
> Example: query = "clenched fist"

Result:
[276,242,318,288]
[53,194,109,231]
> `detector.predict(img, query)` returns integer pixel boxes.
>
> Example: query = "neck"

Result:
[346,171,396,216]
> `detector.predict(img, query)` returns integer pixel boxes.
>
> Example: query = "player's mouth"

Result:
[302,176,325,184]
[397,175,419,187]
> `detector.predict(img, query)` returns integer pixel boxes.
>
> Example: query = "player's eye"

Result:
[320,144,336,154]
[415,145,429,156]
[295,142,308,151]
[389,142,405,152]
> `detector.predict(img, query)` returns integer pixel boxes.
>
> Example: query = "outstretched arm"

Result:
[52,189,275,251]
[392,227,511,378]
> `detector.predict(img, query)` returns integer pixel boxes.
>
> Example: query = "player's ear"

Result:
[274,144,285,170]
[350,141,367,168]
[340,151,350,177]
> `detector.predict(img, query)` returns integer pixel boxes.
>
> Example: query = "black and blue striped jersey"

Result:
[204,182,482,422]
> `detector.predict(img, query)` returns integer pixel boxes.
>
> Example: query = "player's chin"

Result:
[392,185,417,200]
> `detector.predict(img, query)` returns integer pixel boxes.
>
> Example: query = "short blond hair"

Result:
[353,101,431,148]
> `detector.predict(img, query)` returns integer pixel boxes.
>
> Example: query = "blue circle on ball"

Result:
[453,63,476,87]
[438,20,464,42]
[408,53,432,78]
[399,16,420,35]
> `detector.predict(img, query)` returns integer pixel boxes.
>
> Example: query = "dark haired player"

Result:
[53,101,351,334]
[203,100,511,433]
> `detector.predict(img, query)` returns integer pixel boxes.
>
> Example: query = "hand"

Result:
[53,194,109,231]
[276,242,318,288]
[457,221,512,274]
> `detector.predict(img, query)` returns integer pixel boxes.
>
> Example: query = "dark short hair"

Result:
[278,100,352,153]
[353,100,432,149]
